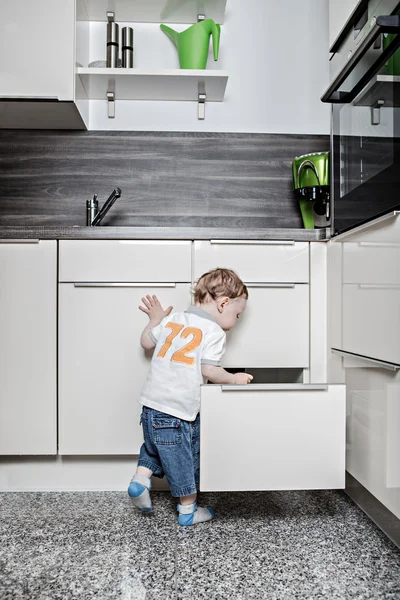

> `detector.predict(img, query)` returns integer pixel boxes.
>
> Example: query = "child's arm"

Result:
[139,295,173,350]
[202,365,253,385]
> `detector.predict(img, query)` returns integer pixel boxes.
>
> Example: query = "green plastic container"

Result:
[292,152,330,229]
[160,19,221,69]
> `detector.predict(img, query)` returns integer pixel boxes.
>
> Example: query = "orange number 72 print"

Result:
[157,322,203,366]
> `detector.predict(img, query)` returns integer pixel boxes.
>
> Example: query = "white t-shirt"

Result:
[140,306,226,421]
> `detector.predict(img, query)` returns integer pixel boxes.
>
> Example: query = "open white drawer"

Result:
[200,384,345,491]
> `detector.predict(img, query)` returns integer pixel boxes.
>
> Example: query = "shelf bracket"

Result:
[107,91,115,118]
[107,11,115,23]
[197,14,206,21]
[371,99,384,125]
[198,81,206,120]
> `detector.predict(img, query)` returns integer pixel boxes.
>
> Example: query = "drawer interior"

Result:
[212,367,304,384]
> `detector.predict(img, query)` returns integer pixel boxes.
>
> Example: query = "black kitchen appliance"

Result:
[322,0,400,236]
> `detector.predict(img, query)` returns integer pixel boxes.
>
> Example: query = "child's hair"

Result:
[193,268,248,304]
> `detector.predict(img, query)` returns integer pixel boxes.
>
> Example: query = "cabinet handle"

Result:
[210,240,295,245]
[358,284,400,290]
[0,96,59,100]
[220,384,329,391]
[0,239,40,243]
[73,282,176,288]
[358,242,400,248]
[331,348,400,371]
[245,283,296,288]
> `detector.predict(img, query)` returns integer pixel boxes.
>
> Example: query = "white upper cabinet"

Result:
[0,240,57,455]
[1,0,75,100]
[0,0,87,129]
[329,0,360,49]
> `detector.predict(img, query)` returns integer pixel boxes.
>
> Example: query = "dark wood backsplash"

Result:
[0,131,329,228]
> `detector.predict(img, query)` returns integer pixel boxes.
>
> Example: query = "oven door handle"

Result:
[321,15,400,104]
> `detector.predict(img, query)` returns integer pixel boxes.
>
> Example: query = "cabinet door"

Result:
[343,284,400,365]
[338,213,400,366]
[223,284,309,368]
[0,240,57,455]
[0,0,74,100]
[200,384,346,491]
[59,283,191,455]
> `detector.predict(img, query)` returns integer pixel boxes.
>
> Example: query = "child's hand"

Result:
[139,295,173,323]
[233,373,253,384]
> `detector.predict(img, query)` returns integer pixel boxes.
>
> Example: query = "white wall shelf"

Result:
[76,67,228,102]
[78,0,227,24]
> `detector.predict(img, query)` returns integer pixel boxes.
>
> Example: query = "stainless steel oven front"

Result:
[322,0,400,235]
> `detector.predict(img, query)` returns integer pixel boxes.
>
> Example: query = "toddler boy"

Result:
[128,268,252,526]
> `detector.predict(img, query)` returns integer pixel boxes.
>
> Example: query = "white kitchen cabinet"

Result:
[59,282,191,455]
[200,384,346,491]
[194,240,309,368]
[0,0,87,129]
[0,240,57,455]
[332,211,400,367]
[58,240,192,455]
[1,0,74,100]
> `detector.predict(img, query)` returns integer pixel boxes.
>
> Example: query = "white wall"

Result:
[87,0,330,133]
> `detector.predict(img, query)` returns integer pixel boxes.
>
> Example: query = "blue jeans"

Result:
[137,406,200,497]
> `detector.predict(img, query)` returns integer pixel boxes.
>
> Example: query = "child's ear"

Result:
[217,297,230,312]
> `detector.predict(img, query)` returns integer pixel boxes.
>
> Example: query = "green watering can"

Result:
[160,18,221,69]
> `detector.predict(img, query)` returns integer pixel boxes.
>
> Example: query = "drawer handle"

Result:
[220,384,329,391]
[73,282,177,288]
[0,239,40,243]
[245,283,296,288]
[210,240,295,245]
[358,242,400,248]
[331,348,400,371]
[358,284,400,290]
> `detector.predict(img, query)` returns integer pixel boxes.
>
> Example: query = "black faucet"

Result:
[86,188,122,226]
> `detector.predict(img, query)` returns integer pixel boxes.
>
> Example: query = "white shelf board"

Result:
[76,68,228,101]
[354,75,400,107]
[78,0,227,24]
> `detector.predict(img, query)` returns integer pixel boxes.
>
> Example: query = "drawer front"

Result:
[342,213,400,285]
[343,242,400,285]
[200,384,346,491]
[59,240,192,282]
[223,284,309,368]
[193,241,309,283]
[59,283,191,455]
[342,284,400,365]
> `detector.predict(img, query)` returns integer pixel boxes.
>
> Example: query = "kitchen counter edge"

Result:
[0,226,329,241]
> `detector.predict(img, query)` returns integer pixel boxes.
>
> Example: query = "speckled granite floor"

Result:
[0,491,399,600]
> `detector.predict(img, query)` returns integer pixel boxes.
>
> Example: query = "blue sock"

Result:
[177,502,214,526]
[128,474,152,511]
